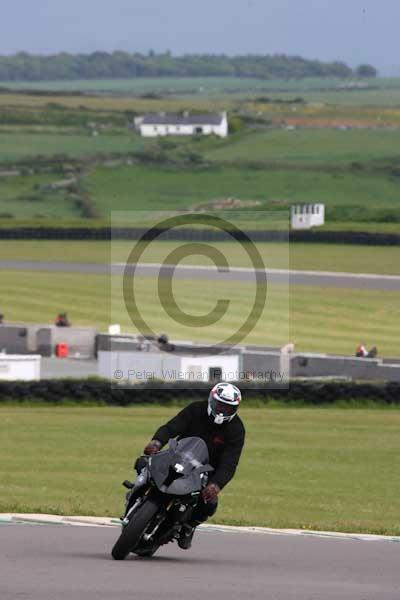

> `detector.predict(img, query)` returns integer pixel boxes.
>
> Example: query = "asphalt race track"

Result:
[1,524,399,600]
[1,260,400,290]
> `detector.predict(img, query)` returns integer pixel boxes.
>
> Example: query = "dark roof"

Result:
[141,112,224,126]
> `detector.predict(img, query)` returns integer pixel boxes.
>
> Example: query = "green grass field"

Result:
[0,105,399,232]
[205,129,400,164]
[0,174,82,219]
[85,164,400,219]
[4,127,400,169]
[1,76,366,93]
[0,131,141,163]
[1,269,399,355]
[1,406,400,534]
[5,76,400,106]
[0,82,400,233]
[1,76,273,94]
[1,240,399,275]
[1,161,399,230]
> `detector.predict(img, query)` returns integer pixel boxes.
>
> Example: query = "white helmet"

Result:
[207,382,242,425]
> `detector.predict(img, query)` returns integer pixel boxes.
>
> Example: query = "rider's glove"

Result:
[143,439,162,455]
[201,482,221,503]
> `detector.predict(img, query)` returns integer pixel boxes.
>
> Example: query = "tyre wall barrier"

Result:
[0,379,399,405]
[0,227,399,245]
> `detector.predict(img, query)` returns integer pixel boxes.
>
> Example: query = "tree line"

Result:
[0,51,377,81]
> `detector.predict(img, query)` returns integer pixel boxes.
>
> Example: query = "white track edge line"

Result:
[1,513,399,543]
[115,263,400,281]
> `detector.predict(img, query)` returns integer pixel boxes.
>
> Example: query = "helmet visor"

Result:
[210,397,237,418]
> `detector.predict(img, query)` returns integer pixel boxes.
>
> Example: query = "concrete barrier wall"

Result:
[0,324,98,358]
[290,353,400,382]
[0,326,29,354]
[96,334,143,353]
[1,326,400,382]
[360,364,400,383]
[242,351,286,382]
[51,326,98,358]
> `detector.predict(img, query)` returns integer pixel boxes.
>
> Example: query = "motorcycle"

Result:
[111,436,213,559]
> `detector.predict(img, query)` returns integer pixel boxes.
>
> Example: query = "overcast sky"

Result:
[2,0,399,75]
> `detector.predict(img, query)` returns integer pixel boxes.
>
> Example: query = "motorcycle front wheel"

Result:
[111,499,159,560]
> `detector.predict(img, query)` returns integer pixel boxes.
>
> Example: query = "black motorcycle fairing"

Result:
[149,436,213,495]
[123,463,150,515]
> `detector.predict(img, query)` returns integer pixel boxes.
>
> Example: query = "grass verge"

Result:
[1,241,399,275]
[1,406,400,535]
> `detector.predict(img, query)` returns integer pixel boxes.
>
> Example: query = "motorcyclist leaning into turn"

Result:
[142,382,245,550]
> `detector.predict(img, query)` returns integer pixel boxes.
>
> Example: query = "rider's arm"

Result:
[151,403,195,447]
[210,423,245,490]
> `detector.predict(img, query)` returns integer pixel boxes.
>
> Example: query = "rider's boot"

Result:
[177,523,196,549]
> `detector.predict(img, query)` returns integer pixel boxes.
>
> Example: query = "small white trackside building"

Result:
[98,350,240,384]
[0,354,41,381]
[291,203,325,229]
[135,112,228,138]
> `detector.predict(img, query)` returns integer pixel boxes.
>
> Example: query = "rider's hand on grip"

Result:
[143,439,162,455]
[201,483,220,503]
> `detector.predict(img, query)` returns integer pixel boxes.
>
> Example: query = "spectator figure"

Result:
[356,343,368,358]
[0,314,4,325]
[55,312,71,327]
[356,343,377,358]
[158,333,175,352]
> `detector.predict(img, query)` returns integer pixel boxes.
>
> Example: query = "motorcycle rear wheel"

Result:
[111,499,159,560]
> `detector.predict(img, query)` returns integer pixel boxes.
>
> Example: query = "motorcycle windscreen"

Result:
[150,436,212,495]
[175,436,210,467]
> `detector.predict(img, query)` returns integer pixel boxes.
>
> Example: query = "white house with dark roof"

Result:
[135,111,228,138]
